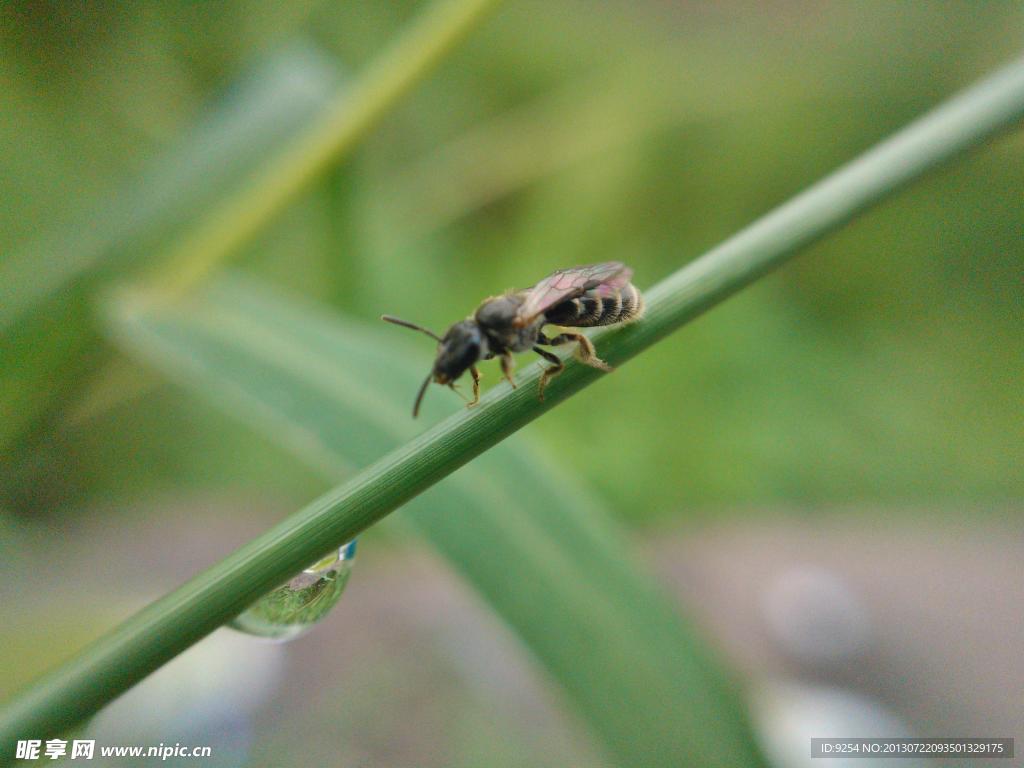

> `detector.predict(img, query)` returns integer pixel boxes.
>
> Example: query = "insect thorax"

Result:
[475,293,541,353]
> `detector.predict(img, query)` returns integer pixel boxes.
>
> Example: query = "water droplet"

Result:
[229,541,357,641]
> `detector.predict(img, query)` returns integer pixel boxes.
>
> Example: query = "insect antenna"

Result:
[381,315,442,342]
[412,372,433,418]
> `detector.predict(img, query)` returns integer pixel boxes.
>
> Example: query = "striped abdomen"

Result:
[543,283,645,328]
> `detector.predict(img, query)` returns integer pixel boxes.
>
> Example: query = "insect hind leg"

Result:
[533,346,563,402]
[543,332,612,372]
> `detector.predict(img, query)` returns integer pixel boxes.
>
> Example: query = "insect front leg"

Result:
[468,365,482,407]
[543,332,612,372]
[500,353,517,388]
[533,346,563,402]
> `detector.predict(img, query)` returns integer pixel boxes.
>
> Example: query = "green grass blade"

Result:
[2,53,1023,764]
[102,274,763,767]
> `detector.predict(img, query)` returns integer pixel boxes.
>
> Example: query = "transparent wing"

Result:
[516,262,632,325]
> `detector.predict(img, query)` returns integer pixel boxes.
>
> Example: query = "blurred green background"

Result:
[1,1,1022,766]
[3,0,1023,515]
[3,1,1022,518]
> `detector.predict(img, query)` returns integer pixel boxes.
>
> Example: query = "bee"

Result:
[382,261,644,417]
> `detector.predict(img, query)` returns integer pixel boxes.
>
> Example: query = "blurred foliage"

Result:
[2,0,1020,523]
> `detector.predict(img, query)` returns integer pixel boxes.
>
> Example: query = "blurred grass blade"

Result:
[0,42,340,334]
[103,274,764,768]
[0,43,341,463]
[369,46,834,241]
[3,53,1024,766]
[155,0,503,296]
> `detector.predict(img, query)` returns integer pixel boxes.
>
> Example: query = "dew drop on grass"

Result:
[229,541,357,641]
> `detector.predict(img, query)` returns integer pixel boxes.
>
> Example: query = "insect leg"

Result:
[448,382,469,403]
[500,353,517,388]
[545,332,613,372]
[468,365,482,407]
[533,346,563,402]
